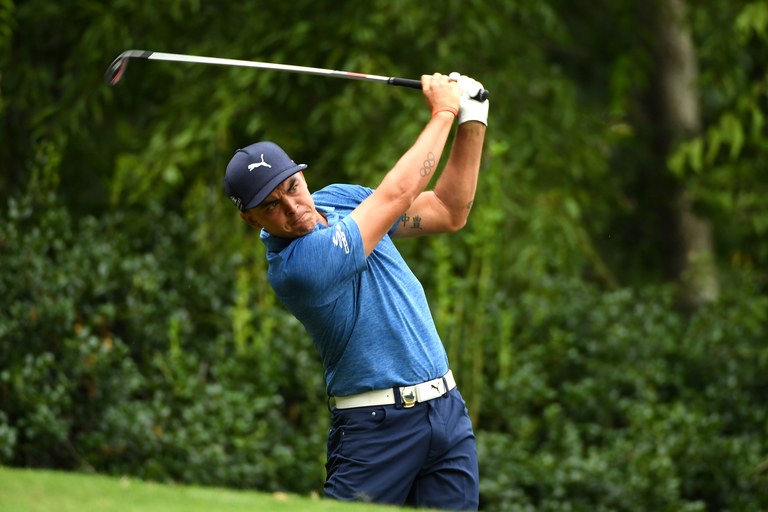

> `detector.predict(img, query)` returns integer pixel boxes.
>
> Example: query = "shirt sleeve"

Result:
[270,215,368,306]
[315,184,401,236]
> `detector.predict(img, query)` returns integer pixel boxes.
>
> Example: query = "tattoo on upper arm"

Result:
[401,212,423,230]
[420,152,436,177]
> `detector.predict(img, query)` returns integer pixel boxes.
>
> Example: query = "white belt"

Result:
[333,370,456,410]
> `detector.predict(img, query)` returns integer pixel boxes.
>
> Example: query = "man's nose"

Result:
[282,198,298,215]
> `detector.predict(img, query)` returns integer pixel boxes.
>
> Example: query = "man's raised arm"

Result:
[349,73,461,256]
[394,73,489,237]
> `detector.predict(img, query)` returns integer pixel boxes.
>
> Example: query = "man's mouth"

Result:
[292,209,311,227]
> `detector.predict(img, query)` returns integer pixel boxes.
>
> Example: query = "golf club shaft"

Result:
[105,50,489,101]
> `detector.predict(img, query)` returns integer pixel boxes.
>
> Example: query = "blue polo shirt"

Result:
[260,184,449,396]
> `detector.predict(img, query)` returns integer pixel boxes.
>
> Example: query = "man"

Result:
[224,72,488,510]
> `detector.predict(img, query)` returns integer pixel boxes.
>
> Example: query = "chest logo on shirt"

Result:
[332,225,350,254]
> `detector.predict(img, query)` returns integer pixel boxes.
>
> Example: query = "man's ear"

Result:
[240,212,262,229]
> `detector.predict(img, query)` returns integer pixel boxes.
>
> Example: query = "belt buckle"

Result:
[401,387,417,408]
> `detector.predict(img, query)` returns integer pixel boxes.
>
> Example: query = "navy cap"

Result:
[224,141,308,211]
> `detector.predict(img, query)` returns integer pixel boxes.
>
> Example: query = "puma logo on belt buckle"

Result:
[401,388,417,408]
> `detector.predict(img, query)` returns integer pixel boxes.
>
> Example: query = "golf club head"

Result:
[104,54,130,86]
[104,50,154,86]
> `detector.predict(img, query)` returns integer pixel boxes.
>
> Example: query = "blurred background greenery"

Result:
[1,1,767,510]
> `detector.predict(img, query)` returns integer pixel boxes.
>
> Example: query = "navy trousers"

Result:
[324,387,479,510]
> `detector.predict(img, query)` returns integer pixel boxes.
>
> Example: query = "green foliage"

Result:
[477,276,768,512]
[0,183,327,493]
[666,0,768,265]
[0,0,14,116]
[2,1,768,511]
[4,181,767,510]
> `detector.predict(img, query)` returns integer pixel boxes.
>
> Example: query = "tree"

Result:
[649,0,719,310]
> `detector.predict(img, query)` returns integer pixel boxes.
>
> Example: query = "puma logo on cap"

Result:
[247,154,272,171]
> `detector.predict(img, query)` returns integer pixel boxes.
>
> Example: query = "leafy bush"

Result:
[0,188,327,494]
[2,185,767,510]
[477,276,768,512]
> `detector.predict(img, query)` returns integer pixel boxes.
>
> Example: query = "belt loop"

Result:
[441,376,449,397]
[393,386,403,409]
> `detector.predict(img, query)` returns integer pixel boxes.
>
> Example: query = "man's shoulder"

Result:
[313,183,373,208]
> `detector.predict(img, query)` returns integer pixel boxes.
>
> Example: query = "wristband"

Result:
[432,106,458,118]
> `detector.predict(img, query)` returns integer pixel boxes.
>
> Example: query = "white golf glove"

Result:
[449,72,489,126]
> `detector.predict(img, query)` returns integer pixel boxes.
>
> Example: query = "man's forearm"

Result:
[350,109,457,254]
[378,111,456,210]
[432,121,487,229]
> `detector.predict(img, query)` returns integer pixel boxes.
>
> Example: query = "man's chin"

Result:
[282,225,312,238]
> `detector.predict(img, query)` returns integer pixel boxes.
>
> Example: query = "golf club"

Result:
[104,50,489,101]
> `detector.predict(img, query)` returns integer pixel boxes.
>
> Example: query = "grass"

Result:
[0,466,397,512]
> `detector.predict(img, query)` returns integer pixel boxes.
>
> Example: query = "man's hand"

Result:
[449,72,489,126]
[422,73,461,119]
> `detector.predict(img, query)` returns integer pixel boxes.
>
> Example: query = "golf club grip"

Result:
[388,77,423,90]
[388,77,489,101]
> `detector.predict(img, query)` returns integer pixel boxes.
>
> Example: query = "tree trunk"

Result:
[651,0,719,310]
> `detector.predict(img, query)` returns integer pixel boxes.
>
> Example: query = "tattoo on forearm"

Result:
[401,212,423,229]
[420,152,436,177]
